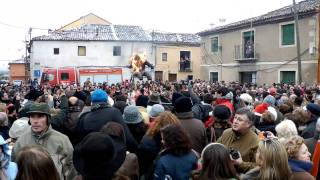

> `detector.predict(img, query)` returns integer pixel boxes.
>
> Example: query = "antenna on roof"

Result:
[219,18,226,24]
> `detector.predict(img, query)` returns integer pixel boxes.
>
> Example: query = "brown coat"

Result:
[176,112,208,154]
[217,128,259,173]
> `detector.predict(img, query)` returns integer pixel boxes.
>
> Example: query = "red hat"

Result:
[255,103,269,116]
[269,88,277,96]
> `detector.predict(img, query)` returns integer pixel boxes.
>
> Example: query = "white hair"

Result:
[275,119,298,142]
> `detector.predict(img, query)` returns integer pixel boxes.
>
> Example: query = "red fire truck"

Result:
[40,67,123,86]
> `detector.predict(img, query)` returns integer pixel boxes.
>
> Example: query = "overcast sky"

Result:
[0,0,301,70]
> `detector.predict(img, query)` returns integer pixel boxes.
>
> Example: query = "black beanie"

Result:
[213,105,231,122]
[174,96,192,113]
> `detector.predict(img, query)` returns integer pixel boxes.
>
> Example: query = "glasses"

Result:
[233,115,248,123]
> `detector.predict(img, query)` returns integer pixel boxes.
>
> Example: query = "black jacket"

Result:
[301,116,318,139]
[74,103,138,152]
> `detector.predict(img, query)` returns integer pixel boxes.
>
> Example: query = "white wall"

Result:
[30,41,155,80]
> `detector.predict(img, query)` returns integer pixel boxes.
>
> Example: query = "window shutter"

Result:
[282,24,295,45]
[211,37,219,53]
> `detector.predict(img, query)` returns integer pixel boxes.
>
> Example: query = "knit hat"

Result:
[149,92,161,104]
[306,103,320,116]
[224,92,233,100]
[213,105,231,122]
[149,104,165,118]
[263,95,276,106]
[174,96,192,113]
[91,89,108,103]
[73,132,125,179]
[171,92,183,105]
[9,118,29,139]
[254,103,269,116]
[240,93,253,104]
[123,105,143,124]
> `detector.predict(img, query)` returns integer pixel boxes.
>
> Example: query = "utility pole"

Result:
[25,28,32,83]
[317,7,320,84]
[292,0,302,84]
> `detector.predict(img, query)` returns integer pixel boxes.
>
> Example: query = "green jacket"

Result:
[12,125,77,180]
[217,128,259,173]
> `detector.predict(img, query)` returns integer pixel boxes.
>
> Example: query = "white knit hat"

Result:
[240,93,253,104]
[9,118,29,139]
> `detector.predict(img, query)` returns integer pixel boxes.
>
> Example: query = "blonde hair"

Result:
[146,111,180,137]
[0,112,8,127]
[283,135,304,159]
[257,139,291,180]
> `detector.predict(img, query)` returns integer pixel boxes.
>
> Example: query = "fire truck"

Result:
[40,67,124,86]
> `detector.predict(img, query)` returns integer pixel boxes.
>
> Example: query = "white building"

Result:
[30,24,155,84]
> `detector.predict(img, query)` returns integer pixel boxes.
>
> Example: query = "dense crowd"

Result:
[0,79,319,180]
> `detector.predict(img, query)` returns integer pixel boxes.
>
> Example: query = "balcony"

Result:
[234,44,259,61]
[178,60,192,72]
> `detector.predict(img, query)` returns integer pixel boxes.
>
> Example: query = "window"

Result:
[113,46,121,56]
[162,53,167,61]
[240,72,256,84]
[210,72,218,82]
[78,46,86,56]
[180,51,191,71]
[61,73,69,80]
[211,36,219,53]
[53,48,59,55]
[242,31,254,58]
[281,23,295,46]
[280,71,296,84]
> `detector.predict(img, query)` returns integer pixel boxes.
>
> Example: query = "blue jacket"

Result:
[288,159,313,172]
[154,150,198,180]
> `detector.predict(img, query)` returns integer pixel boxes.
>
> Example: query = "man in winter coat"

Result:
[12,103,77,180]
[302,103,320,139]
[174,96,207,154]
[74,89,138,152]
[217,107,259,173]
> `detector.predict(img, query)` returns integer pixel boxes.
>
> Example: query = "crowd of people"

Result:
[0,79,319,180]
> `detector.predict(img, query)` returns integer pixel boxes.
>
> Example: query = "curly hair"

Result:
[146,111,180,137]
[292,108,309,125]
[160,124,191,156]
[283,135,304,159]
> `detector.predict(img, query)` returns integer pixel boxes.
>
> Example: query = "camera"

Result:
[229,148,240,160]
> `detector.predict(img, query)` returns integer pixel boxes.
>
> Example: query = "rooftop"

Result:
[33,24,200,45]
[198,0,319,36]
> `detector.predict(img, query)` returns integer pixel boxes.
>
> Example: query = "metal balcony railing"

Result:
[234,44,259,61]
[178,60,192,72]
